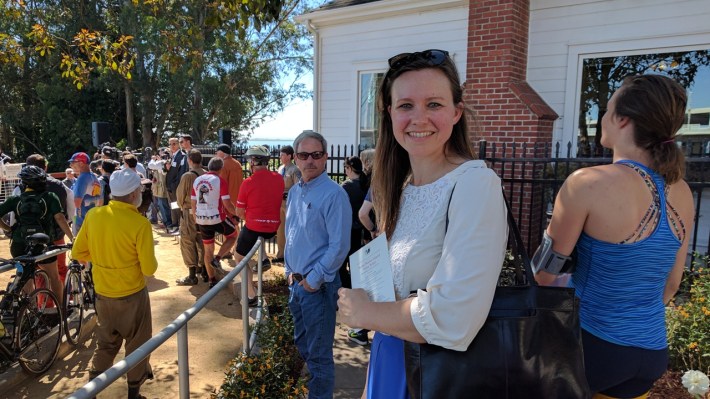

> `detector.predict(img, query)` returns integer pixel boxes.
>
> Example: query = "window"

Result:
[358,72,384,149]
[578,49,710,156]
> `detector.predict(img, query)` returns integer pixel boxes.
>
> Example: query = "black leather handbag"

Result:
[403,193,591,399]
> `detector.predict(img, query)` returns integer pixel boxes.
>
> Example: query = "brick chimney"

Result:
[464,0,559,251]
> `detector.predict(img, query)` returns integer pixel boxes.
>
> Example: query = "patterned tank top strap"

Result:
[614,160,663,243]
[615,160,685,243]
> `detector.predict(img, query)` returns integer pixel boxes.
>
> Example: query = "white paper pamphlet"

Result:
[170,201,179,210]
[349,234,396,302]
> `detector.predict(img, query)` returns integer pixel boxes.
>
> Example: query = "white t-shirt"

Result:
[191,172,230,225]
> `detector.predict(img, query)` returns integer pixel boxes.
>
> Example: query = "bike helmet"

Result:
[245,145,271,165]
[18,165,47,186]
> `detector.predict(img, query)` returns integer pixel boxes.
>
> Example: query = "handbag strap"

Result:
[444,183,536,286]
[501,188,536,285]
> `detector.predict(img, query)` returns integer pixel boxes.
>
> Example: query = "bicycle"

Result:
[0,233,67,374]
[61,254,95,346]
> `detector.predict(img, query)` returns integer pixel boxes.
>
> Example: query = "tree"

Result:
[0,0,320,166]
[579,50,710,156]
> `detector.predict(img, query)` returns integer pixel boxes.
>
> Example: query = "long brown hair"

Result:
[614,74,687,183]
[372,51,475,238]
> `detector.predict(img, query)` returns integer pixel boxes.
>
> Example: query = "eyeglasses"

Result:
[388,49,450,71]
[295,151,325,161]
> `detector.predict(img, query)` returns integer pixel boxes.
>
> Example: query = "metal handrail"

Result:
[67,238,266,399]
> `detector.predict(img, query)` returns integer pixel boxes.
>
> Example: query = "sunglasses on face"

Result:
[295,151,325,161]
[388,49,450,71]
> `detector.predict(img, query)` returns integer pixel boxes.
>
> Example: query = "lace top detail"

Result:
[390,175,455,299]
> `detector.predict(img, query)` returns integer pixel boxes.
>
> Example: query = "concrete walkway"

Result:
[0,228,369,398]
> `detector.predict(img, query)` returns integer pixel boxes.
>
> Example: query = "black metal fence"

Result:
[478,140,710,260]
[193,140,709,260]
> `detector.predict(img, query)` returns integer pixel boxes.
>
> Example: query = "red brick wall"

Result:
[464,0,558,251]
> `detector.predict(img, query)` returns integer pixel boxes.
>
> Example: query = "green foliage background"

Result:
[0,0,325,171]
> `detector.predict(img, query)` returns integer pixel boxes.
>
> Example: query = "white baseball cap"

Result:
[110,169,142,196]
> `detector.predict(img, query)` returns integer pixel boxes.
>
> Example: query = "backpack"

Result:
[138,181,153,214]
[14,194,48,241]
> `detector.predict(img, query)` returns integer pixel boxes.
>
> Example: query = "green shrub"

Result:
[667,254,710,375]
[214,278,307,398]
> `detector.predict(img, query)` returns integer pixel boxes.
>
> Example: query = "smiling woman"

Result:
[336,49,508,398]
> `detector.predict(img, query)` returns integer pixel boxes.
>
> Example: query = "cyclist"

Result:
[0,165,74,303]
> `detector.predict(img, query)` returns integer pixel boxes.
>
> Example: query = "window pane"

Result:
[578,49,710,157]
[359,72,384,149]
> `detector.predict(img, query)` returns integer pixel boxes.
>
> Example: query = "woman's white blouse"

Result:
[390,160,508,351]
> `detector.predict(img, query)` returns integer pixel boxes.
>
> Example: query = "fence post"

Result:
[242,260,249,354]
[177,325,190,399]
[478,140,487,160]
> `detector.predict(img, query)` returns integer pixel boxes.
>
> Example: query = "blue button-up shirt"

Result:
[285,171,351,289]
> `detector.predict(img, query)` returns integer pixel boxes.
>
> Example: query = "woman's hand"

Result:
[338,287,371,329]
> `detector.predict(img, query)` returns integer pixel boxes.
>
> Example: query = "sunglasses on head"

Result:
[295,151,325,161]
[388,49,450,71]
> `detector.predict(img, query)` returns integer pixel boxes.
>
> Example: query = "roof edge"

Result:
[296,0,468,27]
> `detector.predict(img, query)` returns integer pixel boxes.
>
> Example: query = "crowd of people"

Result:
[0,48,697,399]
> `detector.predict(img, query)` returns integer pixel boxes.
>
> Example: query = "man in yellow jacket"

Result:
[73,169,158,399]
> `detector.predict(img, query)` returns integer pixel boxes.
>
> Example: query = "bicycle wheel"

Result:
[63,271,84,345]
[15,288,62,375]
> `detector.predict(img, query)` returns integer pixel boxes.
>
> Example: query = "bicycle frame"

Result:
[0,241,70,373]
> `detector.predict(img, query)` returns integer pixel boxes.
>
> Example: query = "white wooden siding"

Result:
[306,3,469,148]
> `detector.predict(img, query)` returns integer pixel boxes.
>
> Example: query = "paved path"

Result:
[0,226,368,398]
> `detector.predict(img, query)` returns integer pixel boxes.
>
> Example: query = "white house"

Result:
[297,0,710,151]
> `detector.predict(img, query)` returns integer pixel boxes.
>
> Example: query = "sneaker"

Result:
[251,259,272,273]
[347,329,369,346]
[198,268,209,283]
[167,226,179,234]
[273,257,284,263]
[210,258,224,272]
[247,297,258,307]
[175,276,198,286]
[208,278,219,289]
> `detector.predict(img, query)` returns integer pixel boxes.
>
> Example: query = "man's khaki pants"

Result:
[90,288,153,389]
[179,209,205,269]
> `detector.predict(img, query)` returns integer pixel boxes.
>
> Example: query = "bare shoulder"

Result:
[667,179,695,218]
[561,164,616,196]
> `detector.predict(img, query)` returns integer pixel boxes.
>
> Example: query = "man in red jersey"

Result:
[233,146,284,306]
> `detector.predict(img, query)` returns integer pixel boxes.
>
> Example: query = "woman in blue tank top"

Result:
[534,74,695,399]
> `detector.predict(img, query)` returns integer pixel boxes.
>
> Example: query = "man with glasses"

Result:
[285,130,351,398]
[69,152,103,235]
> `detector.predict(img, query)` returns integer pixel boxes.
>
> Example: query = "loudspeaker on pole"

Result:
[92,122,110,148]
[218,128,232,148]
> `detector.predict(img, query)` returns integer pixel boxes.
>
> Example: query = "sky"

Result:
[247,99,314,141]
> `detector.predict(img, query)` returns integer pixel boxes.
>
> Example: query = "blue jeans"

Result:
[288,275,340,399]
[155,197,173,227]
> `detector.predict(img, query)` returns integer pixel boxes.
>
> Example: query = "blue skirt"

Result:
[367,332,410,399]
